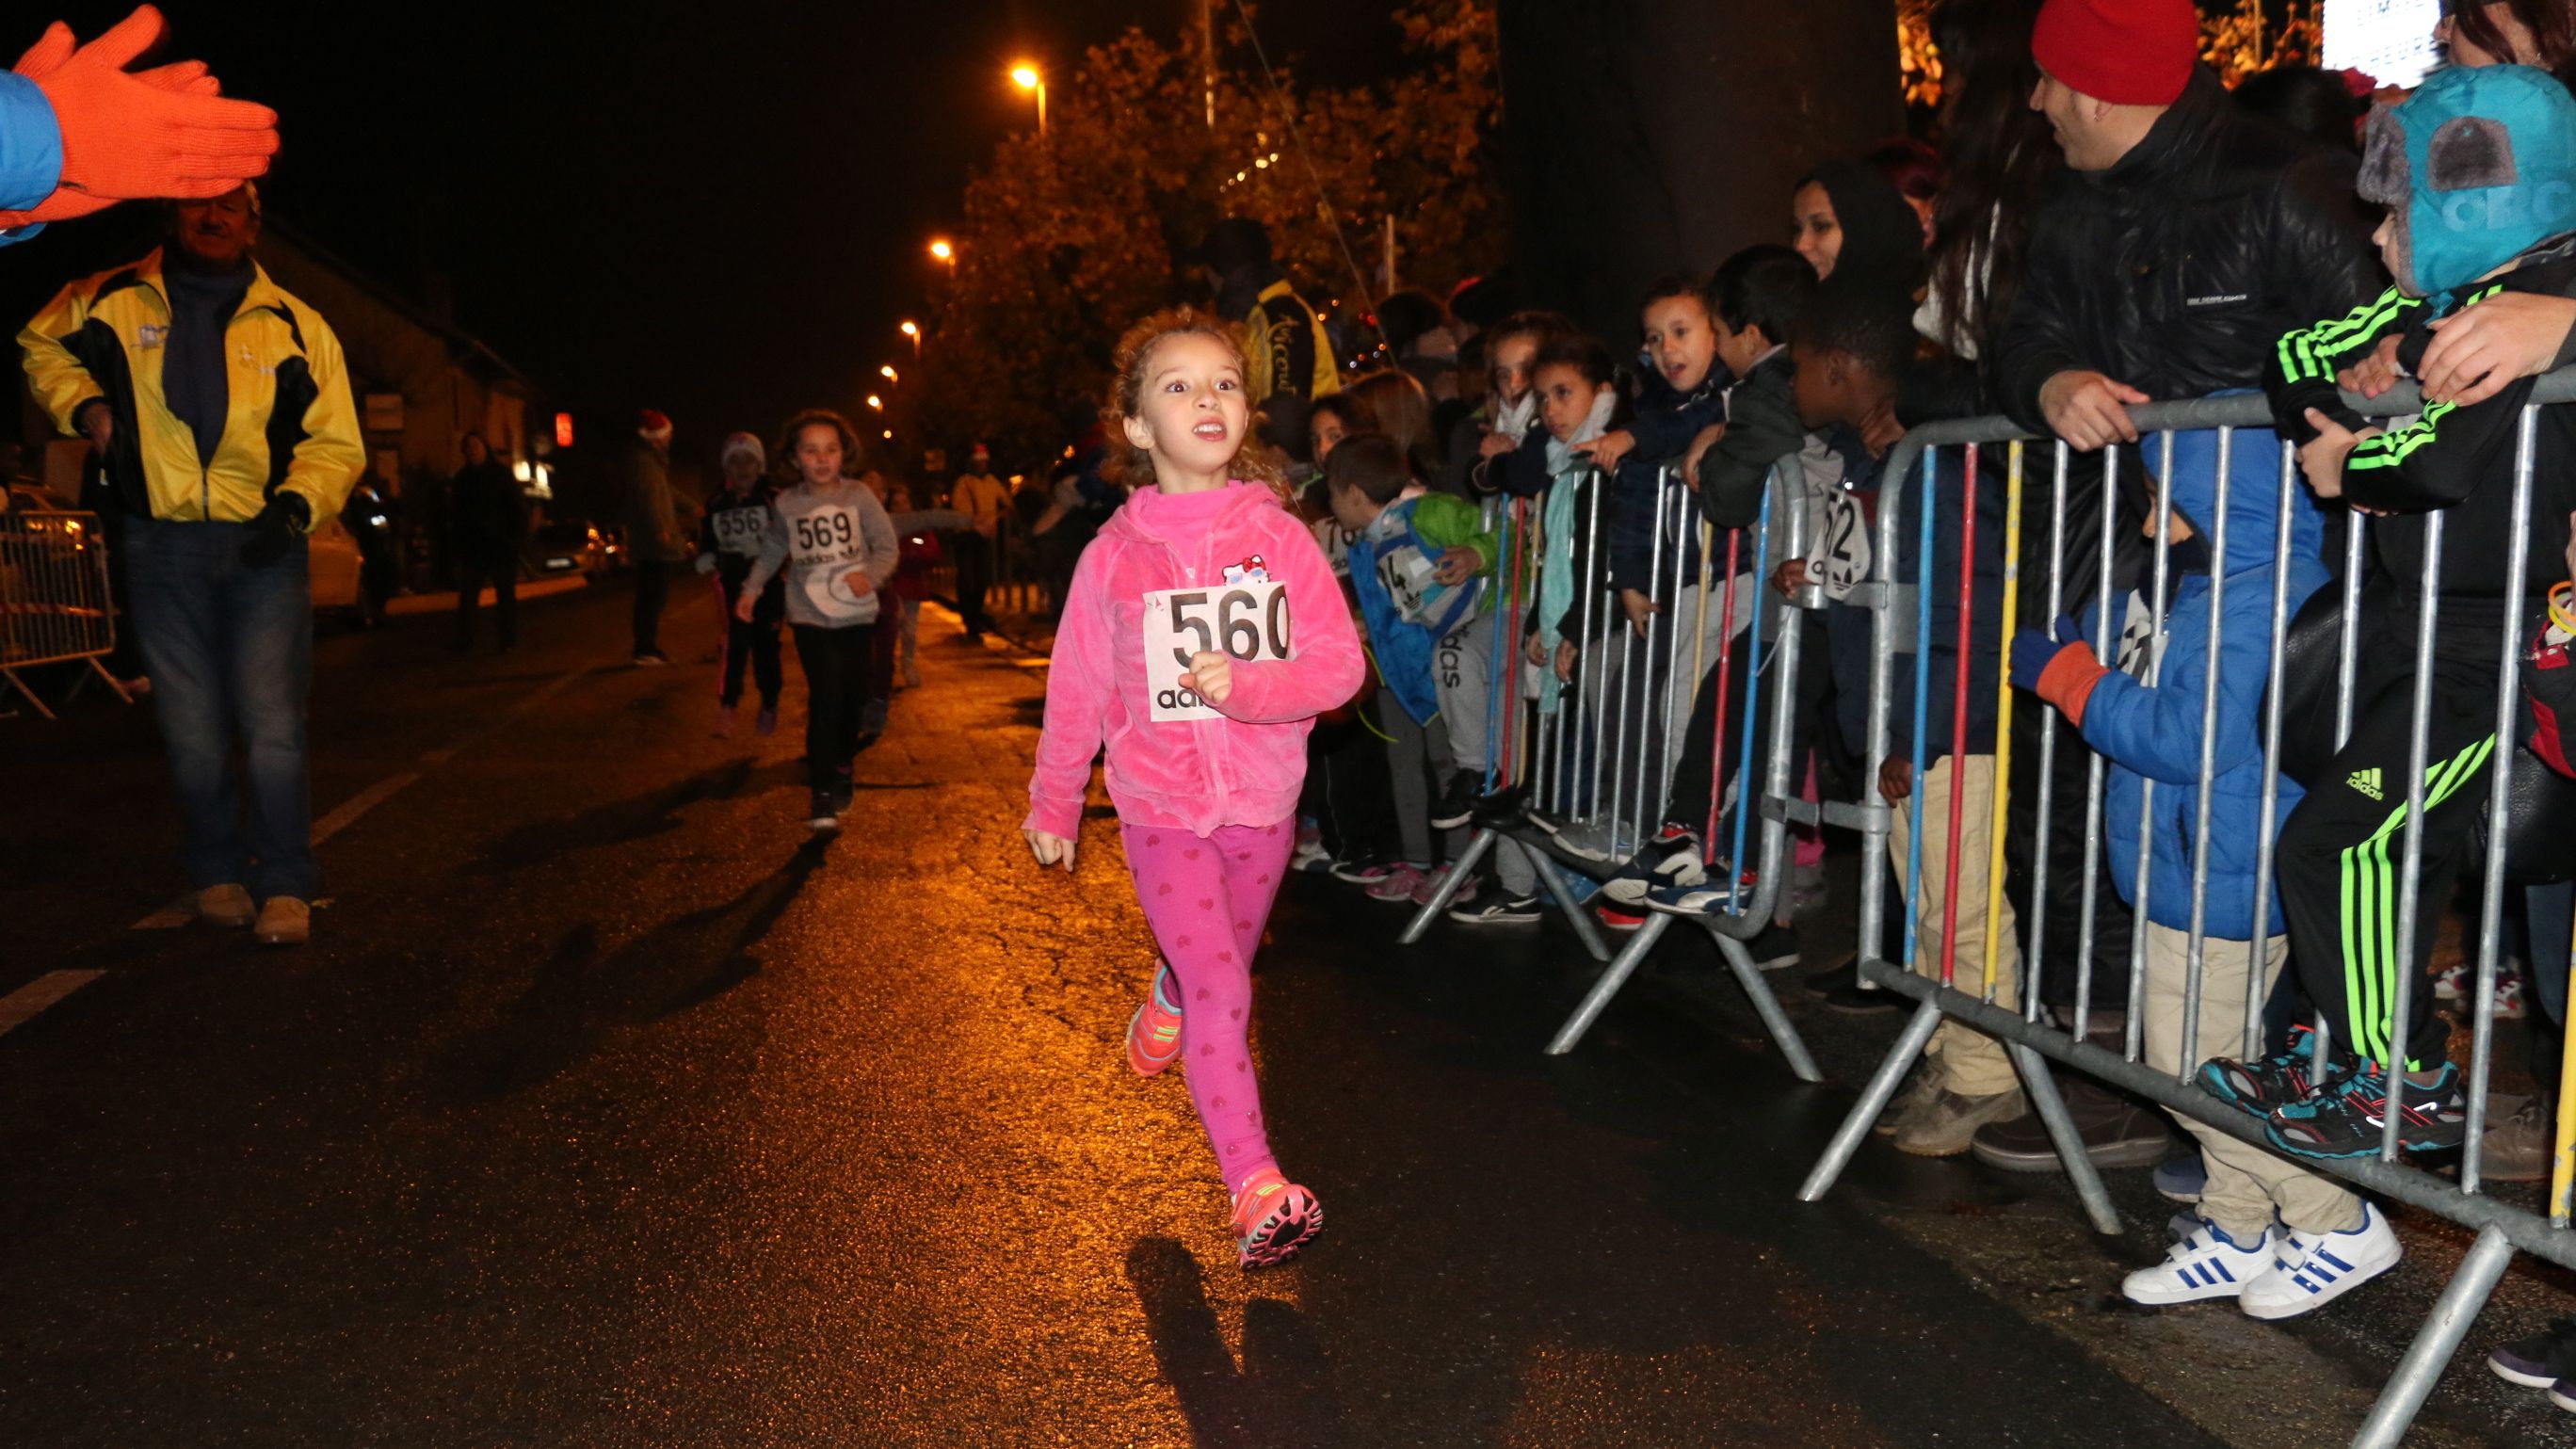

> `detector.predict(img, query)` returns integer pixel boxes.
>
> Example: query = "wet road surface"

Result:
[0,580,2553,1446]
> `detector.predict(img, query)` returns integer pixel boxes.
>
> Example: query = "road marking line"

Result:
[131,901,195,930]
[0,970,106,1038]
[312,771,421,845]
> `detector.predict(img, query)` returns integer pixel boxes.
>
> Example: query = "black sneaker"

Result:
[1744,921,1799,972]
[2491,1318,2576,1389]
[1429,769,1485,830]
[1598,825,1705,906]
[1470,782,1529,829]
[807,789,841,832]
[1449,892,1540,925]
[2198,1026,2354,1120]
[1329,851,1393,886]
[2266,1061,2467,1158]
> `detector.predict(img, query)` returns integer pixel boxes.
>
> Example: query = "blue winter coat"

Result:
[2080,421,2327,939]
[0,72,61,247]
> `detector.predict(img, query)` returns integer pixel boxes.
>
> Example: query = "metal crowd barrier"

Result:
[0,509,129,718]
[1396,461,1822,1080]
[1787,376,2576,1449]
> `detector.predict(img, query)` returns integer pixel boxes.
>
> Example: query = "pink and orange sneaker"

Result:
[1126,960,1184,1076]
[1230,1168,1325,1268]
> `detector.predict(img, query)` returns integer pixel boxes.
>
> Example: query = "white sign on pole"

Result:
[2323,0,2442,89]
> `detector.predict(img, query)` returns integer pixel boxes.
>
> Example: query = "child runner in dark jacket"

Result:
[697,430,785,737]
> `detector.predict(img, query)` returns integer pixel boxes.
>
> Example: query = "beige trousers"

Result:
[1885,755,2021,1098]
[2141,923,2362,1238]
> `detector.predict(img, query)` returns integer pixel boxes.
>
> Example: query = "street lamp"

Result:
[899,319,920,356]
[866,394,884,411]
[1010,62,1046,137]
[880,364,898,382]
[928,237,955,266]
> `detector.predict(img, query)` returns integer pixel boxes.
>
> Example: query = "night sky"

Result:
[5,0,1403,452]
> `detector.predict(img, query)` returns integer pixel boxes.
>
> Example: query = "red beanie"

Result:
[2032,0,2199,106]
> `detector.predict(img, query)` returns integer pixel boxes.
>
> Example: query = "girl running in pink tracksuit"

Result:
[1023,308,1364,1268]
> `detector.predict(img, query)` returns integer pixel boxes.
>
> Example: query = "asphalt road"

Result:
[0,577,2562,1446]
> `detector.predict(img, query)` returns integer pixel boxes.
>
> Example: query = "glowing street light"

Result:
[865,394,884,411]
[880,364,898,382]
[928,237,955,266]
[899,319,920,357]
[1010,62,1046,137]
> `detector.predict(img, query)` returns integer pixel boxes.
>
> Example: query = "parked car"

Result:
[528,520,609,578]
[309,514,365,620]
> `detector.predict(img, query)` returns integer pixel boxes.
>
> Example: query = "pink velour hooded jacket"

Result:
[1025,480,1364,841]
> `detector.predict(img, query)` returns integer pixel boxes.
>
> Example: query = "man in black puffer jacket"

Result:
[1995,12,2383,443]
[1969,0,2384,1175]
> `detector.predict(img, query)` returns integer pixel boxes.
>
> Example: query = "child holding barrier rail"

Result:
[1604,244,1819,927]
[2209,64,2576,1174]
[2011,426,2385,1317]
[1795,277,2028,1158]
[1023,308,1363,1268]
[1327,431,1535,919]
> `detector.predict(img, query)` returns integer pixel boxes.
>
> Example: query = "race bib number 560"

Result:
[1142,580,1290,721]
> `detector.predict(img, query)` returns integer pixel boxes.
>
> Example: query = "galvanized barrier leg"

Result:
[1526,849,1612,963]
[1711,926,1822,1083]
[1798,997,1943,1201]
[1,667,59,719]
[1547,911,1673,1055]
[2005,1041,2120,1234]
[1397,828,1496,945]
[2350,1224,2516,1449]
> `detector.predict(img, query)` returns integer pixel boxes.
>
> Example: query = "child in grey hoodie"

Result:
[739,410,901,830]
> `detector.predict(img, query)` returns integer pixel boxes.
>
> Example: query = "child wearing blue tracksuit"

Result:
[2014,425,2384,1320]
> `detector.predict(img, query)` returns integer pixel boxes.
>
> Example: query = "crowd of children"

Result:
[998,34,2576,1433]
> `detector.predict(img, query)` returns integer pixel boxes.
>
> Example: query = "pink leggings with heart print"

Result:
[1119,817,1296,1196]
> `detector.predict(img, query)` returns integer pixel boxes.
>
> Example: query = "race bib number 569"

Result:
[1142,580,1290,721]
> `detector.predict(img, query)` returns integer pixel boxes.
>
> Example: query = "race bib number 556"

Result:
[1142,580,1290,721]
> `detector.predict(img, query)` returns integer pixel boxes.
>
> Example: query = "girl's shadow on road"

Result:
[1125,1237,1352,1449]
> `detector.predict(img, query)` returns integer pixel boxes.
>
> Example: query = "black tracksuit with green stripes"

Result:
[2264,240,2576,1070]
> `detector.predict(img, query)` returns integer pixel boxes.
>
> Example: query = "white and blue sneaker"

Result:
[1641,874,1747,918]
[2122,1216,2276,1306]
[2240,1202,2402,1320]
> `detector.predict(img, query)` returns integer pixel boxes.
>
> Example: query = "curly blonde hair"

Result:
[1100,306,1290,497]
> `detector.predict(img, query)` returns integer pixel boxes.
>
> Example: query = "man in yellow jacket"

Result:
[20,182,362,945]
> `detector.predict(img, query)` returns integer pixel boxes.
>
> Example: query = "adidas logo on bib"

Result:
[2348,767,2383,801]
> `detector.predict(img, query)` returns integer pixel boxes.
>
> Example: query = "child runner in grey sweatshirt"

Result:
[740,411,902,830]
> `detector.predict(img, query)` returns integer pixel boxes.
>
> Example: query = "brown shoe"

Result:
[196,883,254,928]
[1968,1072,2172,1172]
[252,895,311,946]
[1875,1066,1943,1135]
[2480,1094,2549,1183]
[1893,1087,2027,1158]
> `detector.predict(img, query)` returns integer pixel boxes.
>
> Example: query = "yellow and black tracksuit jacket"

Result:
[1241,278,1340,408]
[19,247,363,531]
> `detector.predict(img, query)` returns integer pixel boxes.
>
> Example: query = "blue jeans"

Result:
[122,517,318,900]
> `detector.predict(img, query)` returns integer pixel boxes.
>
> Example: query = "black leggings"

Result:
[718,577,783,707]
[792,621,878,788]
[452,545,519,648]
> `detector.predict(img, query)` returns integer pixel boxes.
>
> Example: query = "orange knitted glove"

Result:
[8,8,277,223]
[2032,641,2111,729]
